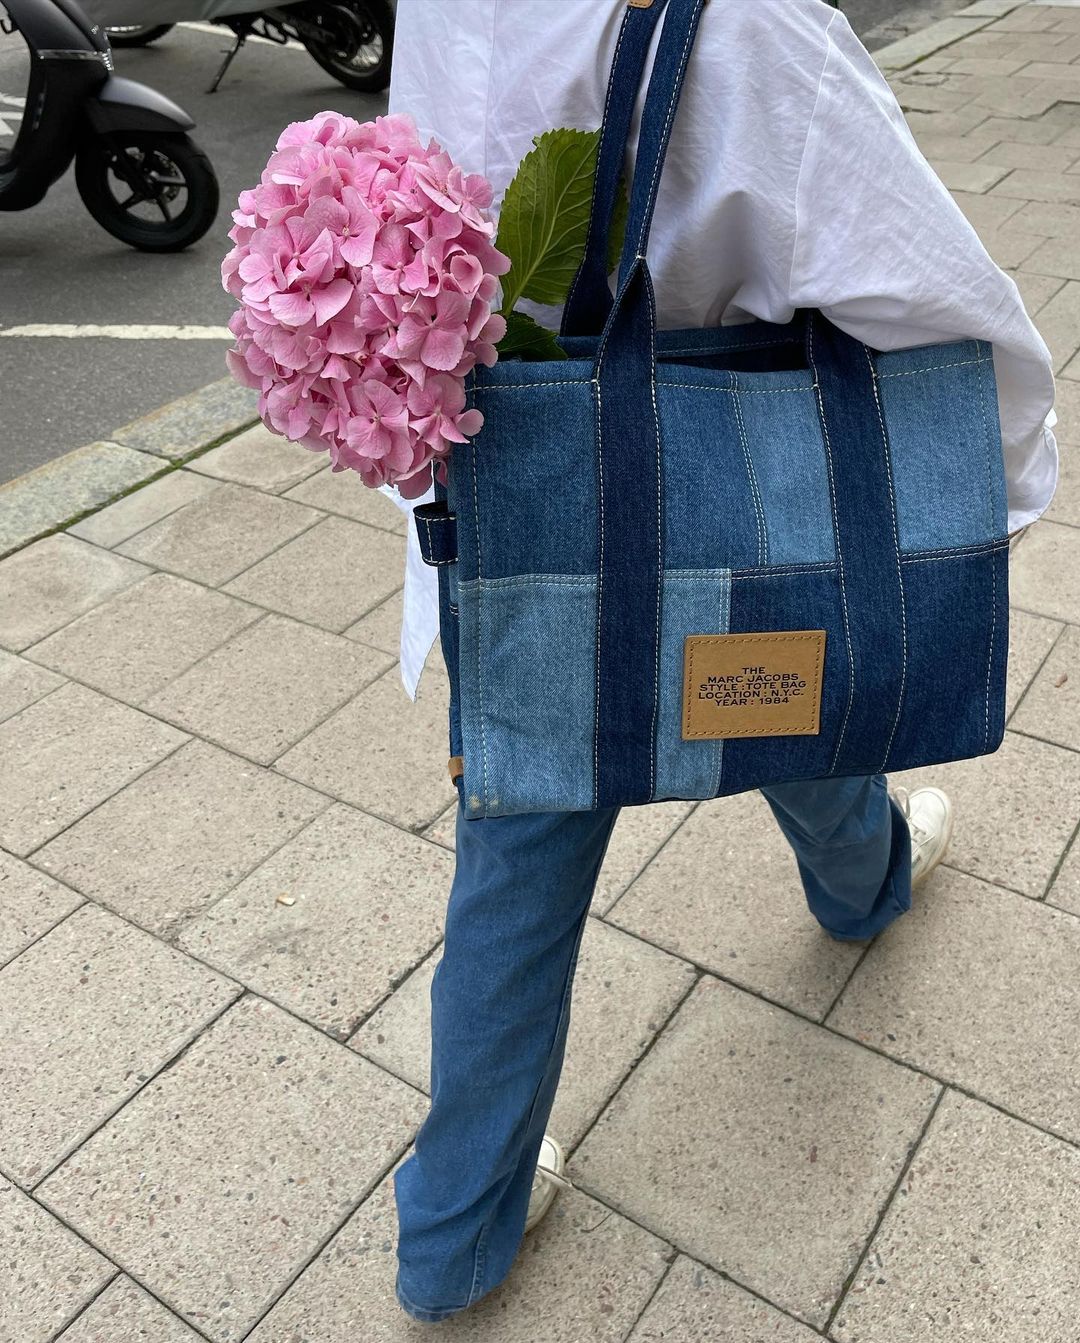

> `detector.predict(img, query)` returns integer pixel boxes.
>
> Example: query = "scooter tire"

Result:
[302,0,394,92]
[105,25,175,47]
[75,132,220,253]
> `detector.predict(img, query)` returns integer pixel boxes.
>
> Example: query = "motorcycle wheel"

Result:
[75,132,219,253]
[104,25,175,47]
[301,0,394,93]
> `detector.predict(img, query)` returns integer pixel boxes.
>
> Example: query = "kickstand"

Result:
[207,29,247,93]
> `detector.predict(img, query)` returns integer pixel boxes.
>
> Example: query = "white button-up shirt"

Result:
[388,0,1058,696]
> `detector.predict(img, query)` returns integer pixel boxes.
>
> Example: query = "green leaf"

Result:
[496,310,567,362]
[496,127,627,313]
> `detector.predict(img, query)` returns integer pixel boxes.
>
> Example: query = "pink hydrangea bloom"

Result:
[222,112,508,495]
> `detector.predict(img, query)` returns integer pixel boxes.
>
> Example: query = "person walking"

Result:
[386,0,1058,1322]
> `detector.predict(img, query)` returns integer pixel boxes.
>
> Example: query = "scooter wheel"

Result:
[75,132,220,253]
[302,0,394,93]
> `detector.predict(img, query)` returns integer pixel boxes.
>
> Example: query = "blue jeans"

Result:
[394,774,911,1322]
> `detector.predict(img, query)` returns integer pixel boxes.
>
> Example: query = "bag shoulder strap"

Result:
[559,0,671,339]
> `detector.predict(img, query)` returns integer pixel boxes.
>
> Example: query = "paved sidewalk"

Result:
[3,4,1080,1340]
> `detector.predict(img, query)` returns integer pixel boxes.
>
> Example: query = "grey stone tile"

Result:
[626,1255,821,1343]
[25,574,261,706]
[68,470,220,549]
[187,423,324,494]
[284,468,408,534]
[829,868,1080,1142]
[276,665,455,830]
[0,850,81,968]
[56,1277,204,1343]
[112,378,258,462]
[0,903,236,1185]
[1011,621,1080,747]
[0,534,148,652]
[116,484,321,587]
[145,615,392,766]
[39,996,426,1343]
[178,804,453,1039]
[1056,376,1080,443]
[949,188,1026,237]
[1010,519,1080,621]
[935,159,1010,192]
[1044,442,1080,526]
[343,588,404,656]
[0,683,186,857]
[832,1092,1080,1342]
[572,977,939,1328]
[0,441,164,556]
[0,1178,113,1343]
[978,226,1049,268]
[35,740,328,937]
[352,917,697,1147]
[247,1172,670,1343]
[1032,279,1080,370]
[1006,608,1062,717]
[893,730,1080,896]
[1046,834,1080,915]
[0,649,64,725]
[224,517,405,633]
[605,793,864,1020]
[1011,269,1066,315]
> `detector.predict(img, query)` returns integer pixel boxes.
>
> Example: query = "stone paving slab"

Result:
[38,996,427,1343]
[0,682,186,857]
[145,614,392,767]
[0,648,64,726]
[345,587,405,655]
[1046,833,1080,913]
[111,378,258,462]
[0,903,237,1187]
[829,867,1080,1144]
[606,792,864,1019]
[178,804,453,1039]
[284,466,409,535]
[0,441,166,558]
[573,977,940,1328]
[1011,620,1080,747]
[187,423,325,494]
[246,1173,672,1343]
[831,1091,1080,1342]
[24,573,262,708]
[34,739,329,938]
[0,534,148,652]
[0,1177,113,1343]
[56,1277,204,1343]
[1005,608,1063,715]
[626,1255,822,1343]
[351,917,698,1148]
[67,469,220,550]
[115,483,322,588]
[0,850,82,969]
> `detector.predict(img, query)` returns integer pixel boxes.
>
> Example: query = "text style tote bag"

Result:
[415,0,1010,819]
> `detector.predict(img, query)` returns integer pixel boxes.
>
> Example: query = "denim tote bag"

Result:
[415,0,1009,820]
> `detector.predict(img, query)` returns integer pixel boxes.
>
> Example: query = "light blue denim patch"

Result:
[456,574,598,817]
[877,340,1006,552]
[653,569,731,800]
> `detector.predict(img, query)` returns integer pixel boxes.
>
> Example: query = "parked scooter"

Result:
[86,1,393,94]
[0,0,219,249]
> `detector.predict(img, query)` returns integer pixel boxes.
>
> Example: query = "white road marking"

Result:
[1,93,26,138]
[0,94,26,107]
[0,324,234,340]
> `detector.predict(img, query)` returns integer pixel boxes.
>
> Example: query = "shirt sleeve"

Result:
[790,10,1058,531]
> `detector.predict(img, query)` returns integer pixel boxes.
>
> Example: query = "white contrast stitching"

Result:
[876,357,991,380]
[657,383,816,394]
[475,380,588,391]
[900,545,1009,566]
[866,352,908,774]
[901,540,1010,561]
[979,369,996,751]
[731,378,768,567]
[592,375,605,810]
[731,564,838,581]
[460,573,597,590]
[809,320,856,774]
[469,440,489,811]
[636,5,699,260]
[646,270,662,800]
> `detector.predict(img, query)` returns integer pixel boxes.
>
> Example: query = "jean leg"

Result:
[394,804,619,1322]
[762,774,911,941]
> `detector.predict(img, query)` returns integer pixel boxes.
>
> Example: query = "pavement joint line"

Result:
[619,1255,682,1343]
[1039,809,1080,899]
[0,889,87,976]
[594,800,703,918]
[346,937,448,1055]
[872,1,1031,72]
[1005,617,1069,729]
[822,1085,948,1335]
[42,1268,124,1343]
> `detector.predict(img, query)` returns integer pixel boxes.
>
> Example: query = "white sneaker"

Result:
[893,785,953,887]
[524,1135,572,1234]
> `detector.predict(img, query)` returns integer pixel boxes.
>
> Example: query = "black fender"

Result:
[86,75,196,136]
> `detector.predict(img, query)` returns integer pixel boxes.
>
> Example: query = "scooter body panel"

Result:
[86,75,196,135]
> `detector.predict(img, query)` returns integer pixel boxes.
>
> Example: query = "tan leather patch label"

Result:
[682,631,826,740]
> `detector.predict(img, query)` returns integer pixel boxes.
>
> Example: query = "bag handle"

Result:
[560,0,671,339]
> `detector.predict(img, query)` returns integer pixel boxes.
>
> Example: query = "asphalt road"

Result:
[0,1,966,484]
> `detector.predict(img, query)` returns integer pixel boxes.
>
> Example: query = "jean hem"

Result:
[395,1279,467,1324]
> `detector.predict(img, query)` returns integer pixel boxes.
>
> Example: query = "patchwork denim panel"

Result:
[456,574,597,817]
[877,340,1007,553]
[884,543,1009,771]
[718,567,851,795]
[733,380,834,566]
[653,569,731,801]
